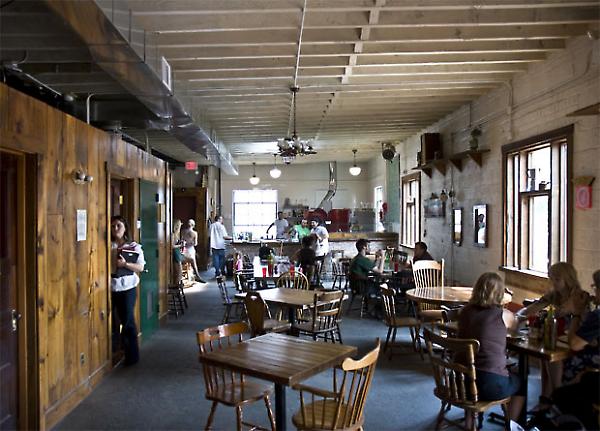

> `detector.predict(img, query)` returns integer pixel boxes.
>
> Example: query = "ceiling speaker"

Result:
[382,142,396,161]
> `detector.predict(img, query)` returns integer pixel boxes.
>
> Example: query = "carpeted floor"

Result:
[54,272,541,430]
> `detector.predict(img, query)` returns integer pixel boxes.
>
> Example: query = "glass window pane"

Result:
[529,195,549,272]
[527,146,551,191]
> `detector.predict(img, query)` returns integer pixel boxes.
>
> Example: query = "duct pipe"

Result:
[317,162,337,209]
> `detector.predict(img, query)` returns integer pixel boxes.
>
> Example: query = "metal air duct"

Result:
[317,162,337,209]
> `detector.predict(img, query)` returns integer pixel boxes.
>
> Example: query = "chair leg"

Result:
[477,412,484,430]
[501,403,511,430]
[264,395,276,431]
[389,327,398,359]
[236,406,243,431]
[205,401,218,430]
[384,327,392,353]
[222,304,231,324]
[435,401,447,431]
[179,284,188,308]
[336,323,343,344]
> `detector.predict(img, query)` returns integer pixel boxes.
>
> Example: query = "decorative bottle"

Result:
[543,306,557,350]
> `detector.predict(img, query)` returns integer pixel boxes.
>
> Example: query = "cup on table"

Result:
[262,267,267,277]
[394,261,399,272]
[290,265,295,276]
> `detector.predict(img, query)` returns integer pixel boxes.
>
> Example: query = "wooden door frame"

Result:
[105,163,139,362]
[1,148,38,430]
[173,187,208,269]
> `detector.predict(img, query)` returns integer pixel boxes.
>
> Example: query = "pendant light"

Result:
[269,154,282,179]
[249,162,260,185]
[349,149,361,176]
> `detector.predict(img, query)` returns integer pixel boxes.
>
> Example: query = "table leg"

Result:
[288,306,296,326]
[275,383,286,431]
[517,351,529,425]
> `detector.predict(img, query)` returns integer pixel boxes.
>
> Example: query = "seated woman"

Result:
[458,272,524,423]
[516,262,586,405]
[552,269,600,430]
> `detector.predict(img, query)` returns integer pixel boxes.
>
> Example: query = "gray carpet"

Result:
[54,274,541,430]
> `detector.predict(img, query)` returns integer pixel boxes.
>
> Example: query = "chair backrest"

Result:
[412,259,444,289]
[309,290,344,332]
[276,271,309,290]
[234,269,255,292]
[380,285,398,326]
[331,260,343,277]
[217,277,232,304]
[243,291,270,336]
[336,340,381,428]
[196,322,250,396]
[423,328,480,405]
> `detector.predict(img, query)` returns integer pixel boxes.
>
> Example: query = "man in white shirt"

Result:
[266,211,289,239]
[209,215,232,278]
[310,218,329,285]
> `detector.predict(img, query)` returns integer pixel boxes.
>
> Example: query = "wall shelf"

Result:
[412,159,447,177]
[448,149,490,171]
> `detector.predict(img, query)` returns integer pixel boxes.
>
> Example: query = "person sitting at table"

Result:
[349,239,385,315]
[515,262,588,406]
[411,241,434,265]
[294,235,317,283]
[458,272,525,425]
[551,269,599,430]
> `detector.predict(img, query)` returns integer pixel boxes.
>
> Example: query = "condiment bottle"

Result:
[543,305,557,350]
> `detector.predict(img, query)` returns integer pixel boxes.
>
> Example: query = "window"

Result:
[232,189,277,240]
[374,186,384,232]
[401,173,420,247]
[502,126,572,276]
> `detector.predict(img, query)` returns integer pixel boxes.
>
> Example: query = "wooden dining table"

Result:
[198,333,357,430]
[235,287,318,324]
[506,334,571,424]
[406,286,512,306]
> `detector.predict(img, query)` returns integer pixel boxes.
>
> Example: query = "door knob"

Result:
[11,309,22,332]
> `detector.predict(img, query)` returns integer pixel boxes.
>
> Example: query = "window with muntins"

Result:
[232,189,277,240]
[502,126,572,277]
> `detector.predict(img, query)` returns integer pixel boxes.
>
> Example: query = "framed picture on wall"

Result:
[424,197,445,218]
[453,207,462,245]
[473,204,487,247]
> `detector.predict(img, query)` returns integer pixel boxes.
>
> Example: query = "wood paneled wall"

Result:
[0,83,170,429]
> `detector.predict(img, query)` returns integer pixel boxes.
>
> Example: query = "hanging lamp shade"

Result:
[269,155,282,179]
[349,149,361,176]
[249,162,260,185]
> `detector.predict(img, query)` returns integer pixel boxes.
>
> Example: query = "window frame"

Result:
[401,172,421,248]
[232,189,278,239]
[501,125,573,286]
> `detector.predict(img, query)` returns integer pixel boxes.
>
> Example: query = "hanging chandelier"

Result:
[277,86,317,164]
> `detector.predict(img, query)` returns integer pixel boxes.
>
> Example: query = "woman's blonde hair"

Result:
[469,272,505,307]
[549,262,581,296]
[173,219,182,240]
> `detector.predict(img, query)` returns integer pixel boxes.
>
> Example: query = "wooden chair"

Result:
[217,276,244,324]
[234,268,255,292]
[167,283,186,318]
[380,286,422,360]
[346,276,370,318]
[291,340,381,431]
[196,322,276,431]
[423,328,511,431]
[412,259,445,323]
[331,260,348,291]
[243,291,291,337]
[277,270,310,290]
[293,290,344,343]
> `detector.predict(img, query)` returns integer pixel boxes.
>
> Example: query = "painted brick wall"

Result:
[397,36,600,298]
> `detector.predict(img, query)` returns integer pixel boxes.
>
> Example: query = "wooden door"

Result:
[0,152,21,429]
[173,187,208,269]
[139,180,159,338]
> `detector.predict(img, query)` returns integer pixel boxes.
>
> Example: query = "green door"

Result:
[139,180,159,338]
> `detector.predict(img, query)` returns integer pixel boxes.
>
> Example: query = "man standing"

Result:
[310,218,329,284]
[293,219,311,241]
[209,215,232,278]
[266,211,289,239]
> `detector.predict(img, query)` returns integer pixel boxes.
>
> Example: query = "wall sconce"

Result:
[73,169,93,185]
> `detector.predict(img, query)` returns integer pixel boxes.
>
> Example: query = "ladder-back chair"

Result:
[243,291,291,337]
[331,260,348,291]
[291,340,381,431]
[217,276,244,324]
[293,290,345,343]
[196,322,275,431]
[423,328,511,431]
[380,286,422,360]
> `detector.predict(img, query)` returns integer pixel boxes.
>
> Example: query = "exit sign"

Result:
[185,161,198,170]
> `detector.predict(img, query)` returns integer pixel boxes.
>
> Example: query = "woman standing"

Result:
[111,215,145,366]
[172,219,184,285]
[458,272,524,423]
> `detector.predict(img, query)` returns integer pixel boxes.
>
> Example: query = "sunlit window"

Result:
[232,189,277,240]
[503,126,571,276]
[401,174,420,248]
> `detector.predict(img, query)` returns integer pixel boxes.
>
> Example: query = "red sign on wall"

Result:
[575,185,592,209]
[185,161,198,170]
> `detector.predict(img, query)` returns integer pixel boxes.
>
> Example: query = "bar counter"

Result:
[230,231,398,258]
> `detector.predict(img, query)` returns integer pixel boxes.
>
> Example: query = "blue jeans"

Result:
[212,248,226,276]
[112,288,139,365]
[476,370,521,401]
